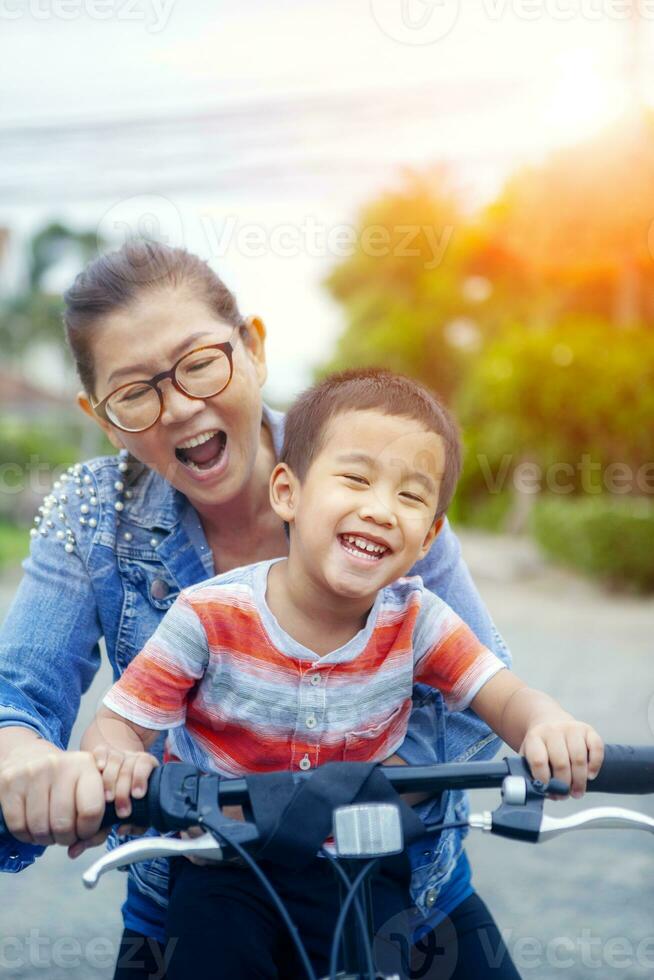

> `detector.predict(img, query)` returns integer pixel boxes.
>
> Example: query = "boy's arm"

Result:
[81,705,160,755]
[470,671,604,797]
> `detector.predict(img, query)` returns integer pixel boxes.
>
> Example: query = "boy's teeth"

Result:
[342,534,387,555]
[177,429,219,451]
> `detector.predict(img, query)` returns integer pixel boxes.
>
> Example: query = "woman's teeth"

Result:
[175,430,227,470]
[340,534,388,561]
[176,429,220,450]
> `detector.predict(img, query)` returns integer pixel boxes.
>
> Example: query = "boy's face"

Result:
[271,409,446,601]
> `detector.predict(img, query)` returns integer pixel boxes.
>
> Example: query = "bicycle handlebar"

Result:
[582,743,654,795]
[0,744,653,843]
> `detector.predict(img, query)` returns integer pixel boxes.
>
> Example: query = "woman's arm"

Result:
[399,519,511,770]
[0,469,107,860]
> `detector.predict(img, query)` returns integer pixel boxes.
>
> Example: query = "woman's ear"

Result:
[76,391,125,451]
[243,315,267,387]
[269,462,298,524]
[417,515,445,560]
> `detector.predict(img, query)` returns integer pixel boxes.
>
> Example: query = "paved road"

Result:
[0,533,652,978]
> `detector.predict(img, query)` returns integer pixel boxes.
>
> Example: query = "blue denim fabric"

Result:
[0,404,511,927]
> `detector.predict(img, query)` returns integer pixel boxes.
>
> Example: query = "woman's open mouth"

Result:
[175,429,228,473]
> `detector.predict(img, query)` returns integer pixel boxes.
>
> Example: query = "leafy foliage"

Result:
[531,496,654,593]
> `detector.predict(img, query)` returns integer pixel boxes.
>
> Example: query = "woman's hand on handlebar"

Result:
[0,728,106,849]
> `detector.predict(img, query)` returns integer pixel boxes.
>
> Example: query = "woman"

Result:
[0,241,520,978]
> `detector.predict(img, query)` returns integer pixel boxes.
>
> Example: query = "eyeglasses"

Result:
[92,326,241,433]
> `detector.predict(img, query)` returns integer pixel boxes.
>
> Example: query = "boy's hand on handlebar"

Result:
[91,745,159,819]
[520,720,604,798]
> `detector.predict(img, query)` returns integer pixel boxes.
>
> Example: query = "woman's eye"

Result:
[342,474,368,485]
[187,358,215,373]
[119,386,150,403]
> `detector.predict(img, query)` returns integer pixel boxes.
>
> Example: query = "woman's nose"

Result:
[158,381,205,427]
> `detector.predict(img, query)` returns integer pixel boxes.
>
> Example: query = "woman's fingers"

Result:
[48,764,81,846]
[24,767,56,846]
[67,827,110,859]
[0,786,30,844]
[73,762,106,841]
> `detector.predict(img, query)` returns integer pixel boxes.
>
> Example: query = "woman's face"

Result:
[81,286,268,511]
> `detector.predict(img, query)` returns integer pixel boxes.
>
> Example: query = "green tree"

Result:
[323,168,480,403]
[0,221,103,364]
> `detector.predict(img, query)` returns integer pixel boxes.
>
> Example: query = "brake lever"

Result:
[469,756,571,842]
[538,806,654,841]
[82,832,223,889]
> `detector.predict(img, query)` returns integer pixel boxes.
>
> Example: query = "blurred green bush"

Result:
[457,317,654,490]
[531,496,654,593]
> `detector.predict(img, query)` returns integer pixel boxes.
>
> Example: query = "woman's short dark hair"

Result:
[281,368,462,518]
[63,240,246,398]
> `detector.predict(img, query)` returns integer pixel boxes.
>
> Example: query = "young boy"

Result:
[82,368,603,978]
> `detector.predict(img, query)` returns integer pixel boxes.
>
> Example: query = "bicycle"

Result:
[1,744,653,979]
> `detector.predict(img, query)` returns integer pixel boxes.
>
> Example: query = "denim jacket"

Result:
[0,404,511,923]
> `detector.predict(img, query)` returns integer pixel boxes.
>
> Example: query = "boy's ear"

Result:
[76,390,125,451]
[417,515,445,560]
[269,462,299,524]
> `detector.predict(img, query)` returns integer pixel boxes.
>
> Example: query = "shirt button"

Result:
[425,888,437,908]
[305,715,317,729]
[151,579,170,600]
[299,755,311,771]
[310,674,321,686]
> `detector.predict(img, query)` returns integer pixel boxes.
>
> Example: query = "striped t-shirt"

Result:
[104,557,505,777]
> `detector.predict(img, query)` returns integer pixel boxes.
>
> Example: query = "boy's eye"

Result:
[400,491,425,504]
[341,474,369,485]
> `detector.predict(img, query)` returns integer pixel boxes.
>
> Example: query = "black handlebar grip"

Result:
[98,793,155,831]
[587,744,654,795]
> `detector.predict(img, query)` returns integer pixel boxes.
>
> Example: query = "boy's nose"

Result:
[358,496,398,528]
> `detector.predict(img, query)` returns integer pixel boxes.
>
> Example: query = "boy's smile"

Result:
[272,409,446,612]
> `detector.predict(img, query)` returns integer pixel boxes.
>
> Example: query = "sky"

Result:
[1,0,651,401]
